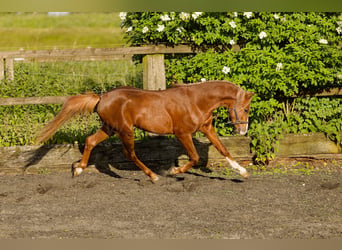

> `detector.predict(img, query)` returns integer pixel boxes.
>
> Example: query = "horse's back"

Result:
[97,87,177,133]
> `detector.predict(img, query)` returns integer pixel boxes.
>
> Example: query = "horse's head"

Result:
[228,91,254,135]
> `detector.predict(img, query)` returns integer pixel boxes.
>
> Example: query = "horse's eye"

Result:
[244,109,248,113]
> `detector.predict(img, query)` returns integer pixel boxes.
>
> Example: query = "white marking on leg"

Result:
[225,157,247,175]
[75,167,83,175]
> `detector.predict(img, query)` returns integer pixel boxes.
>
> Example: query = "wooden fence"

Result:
[0,45,194,104]
[0,45,341,106]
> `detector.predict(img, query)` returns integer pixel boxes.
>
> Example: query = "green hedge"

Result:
[121,12,342,164]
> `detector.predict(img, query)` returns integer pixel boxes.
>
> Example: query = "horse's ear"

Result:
[246,91,255,99]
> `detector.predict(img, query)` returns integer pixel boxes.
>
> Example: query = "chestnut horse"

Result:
[36,80,254,182]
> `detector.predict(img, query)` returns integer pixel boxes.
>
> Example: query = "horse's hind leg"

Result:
[72,125,112,177]
[170,133,200,175]
[118,131,159,183]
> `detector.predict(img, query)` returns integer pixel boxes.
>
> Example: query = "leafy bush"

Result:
[121,12,342,164]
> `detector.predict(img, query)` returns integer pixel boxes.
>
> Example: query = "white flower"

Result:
[119,12,127,21]
[179,12,190,20]
[243,12,253,18]
[222,66,231,74]
[319,38,328,44]
[229,21,237,29]
[176,27,185,33]
[126,26,133,32]
[259,31,267,39]
[157,24,165,32]
[273,14,280,19]
[160,14,171,21]
[142,26,149,33]
[192,12,203,19]
[233,12,238,17]
[229,39,235,45]
[276,63,283,71]
[201,78,206,82]
[336,27,342,34]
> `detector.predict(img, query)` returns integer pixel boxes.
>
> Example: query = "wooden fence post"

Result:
[5,58,14,81]
[142,54,166,90]
[0,57,4,80]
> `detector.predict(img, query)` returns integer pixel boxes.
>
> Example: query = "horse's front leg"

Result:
[170,133,200,175]
[72,126,111,177]
[200,124,250,179]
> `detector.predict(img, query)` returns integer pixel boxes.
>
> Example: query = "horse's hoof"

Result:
[150,175,160,183]
[72,162,83,178]
[240,171,250,179]
[74,167,83,177]
[169,167,179,175]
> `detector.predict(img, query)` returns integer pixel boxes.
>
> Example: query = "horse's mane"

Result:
[171,82,200,88]
[170,80,237,89]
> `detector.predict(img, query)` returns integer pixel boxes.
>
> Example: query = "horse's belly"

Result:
[134,112,174,134]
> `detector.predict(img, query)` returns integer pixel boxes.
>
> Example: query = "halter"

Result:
[227,91,249,125]
[227,106,249,125]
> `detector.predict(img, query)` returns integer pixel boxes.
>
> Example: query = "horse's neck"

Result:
[199,83,240,107]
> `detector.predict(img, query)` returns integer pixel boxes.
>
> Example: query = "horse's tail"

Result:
[35,92,100,144]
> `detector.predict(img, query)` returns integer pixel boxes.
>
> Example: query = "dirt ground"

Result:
[0,165,342,239]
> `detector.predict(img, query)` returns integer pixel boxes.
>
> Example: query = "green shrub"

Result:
[121,12,342,164]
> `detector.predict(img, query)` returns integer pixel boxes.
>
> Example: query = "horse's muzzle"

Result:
[235,124,248,135]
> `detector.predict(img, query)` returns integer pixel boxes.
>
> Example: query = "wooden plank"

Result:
[0,57,4,80]
[4,58,14,81]
[277,154,342,160]
[0,45,194,59]
[310,88,342,97]
[292,88,342,97]
[277,132,342,156]
[21,54,132,63]
[0,96,69,106]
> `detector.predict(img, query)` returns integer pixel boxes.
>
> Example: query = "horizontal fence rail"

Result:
[0,45,193,59]
[0,96,70,106]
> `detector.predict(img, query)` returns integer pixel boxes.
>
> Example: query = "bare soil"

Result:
[0,166,342,239]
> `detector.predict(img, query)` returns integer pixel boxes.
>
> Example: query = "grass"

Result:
[1,60,143,97]
[0,12,125,51]
[185,164,317,181]
[187,161,318,179]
